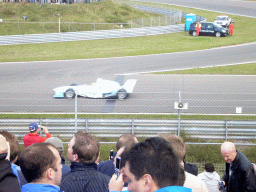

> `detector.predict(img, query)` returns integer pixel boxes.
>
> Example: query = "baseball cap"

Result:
[29,122,38,132]
[45,137,64,152]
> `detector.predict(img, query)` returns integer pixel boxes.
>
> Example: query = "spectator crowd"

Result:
[0,122,256,192]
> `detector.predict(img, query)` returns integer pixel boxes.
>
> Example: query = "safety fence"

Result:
[2,118,254,174]
[1,119,256,142]
[1,89,256,114]
[0,15,182,35]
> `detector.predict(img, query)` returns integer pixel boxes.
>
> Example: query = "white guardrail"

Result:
[0,119,256,144]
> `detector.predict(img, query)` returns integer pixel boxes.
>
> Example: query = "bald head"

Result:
[221,142,236,153]
[221,142,237,163]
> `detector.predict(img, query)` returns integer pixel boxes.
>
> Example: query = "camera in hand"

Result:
[110,150,114,160]
[219,181,224,191]
[115,157,121,176]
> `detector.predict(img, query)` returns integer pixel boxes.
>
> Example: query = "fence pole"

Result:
[58,14,60,33]
[178,91,181,137]
[75,91,78,133]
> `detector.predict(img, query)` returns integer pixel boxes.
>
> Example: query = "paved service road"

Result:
[142,0,256,18]
[1,0,256,114]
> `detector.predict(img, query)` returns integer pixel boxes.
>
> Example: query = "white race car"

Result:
[53,78,137,100]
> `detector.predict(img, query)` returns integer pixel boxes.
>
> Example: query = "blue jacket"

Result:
[110,186,191,192]
[21,183,62,192]
[156,186,192,192]
[60,162,110,192]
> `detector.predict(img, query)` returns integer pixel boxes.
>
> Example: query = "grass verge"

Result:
[1,113,256,120]
[0,2,256,62]
[154,63,256,75]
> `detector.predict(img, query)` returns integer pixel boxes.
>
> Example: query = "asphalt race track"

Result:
[1,0,256,115]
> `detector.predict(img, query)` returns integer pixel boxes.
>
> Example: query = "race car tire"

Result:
[65,89,75,99]
[117,89,128,100]
[215,32,221,37]
[192,31,197,36]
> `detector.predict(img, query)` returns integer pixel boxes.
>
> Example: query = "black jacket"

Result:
[222,150,256,192]
[97,159,115,177]
[60,162,110,192]
[0,159,21,192]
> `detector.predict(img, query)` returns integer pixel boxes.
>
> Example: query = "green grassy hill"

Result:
[0,0,159,34]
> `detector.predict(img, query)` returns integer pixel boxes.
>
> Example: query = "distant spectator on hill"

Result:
[23,122,51,148]
[45,137,71,176]
[18,142,62,192]
[0,130,27,188]
[97,134,138,177]
[198,163,220,192]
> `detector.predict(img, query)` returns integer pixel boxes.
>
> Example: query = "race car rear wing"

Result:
[122,79,137,93]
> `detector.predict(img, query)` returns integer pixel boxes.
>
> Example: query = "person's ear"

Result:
[71,153,78,162]
[143,174,153,192]
[46,168,55,180]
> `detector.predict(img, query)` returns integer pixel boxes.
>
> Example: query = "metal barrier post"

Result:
[225,120,228,140]
[132,118,134,134]
[86,119,88,133]
[39,118,43,136]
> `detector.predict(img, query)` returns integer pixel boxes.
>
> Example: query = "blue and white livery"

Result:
[53,78,137,100]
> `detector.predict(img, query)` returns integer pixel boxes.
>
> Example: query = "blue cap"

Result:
[29,123,38,132]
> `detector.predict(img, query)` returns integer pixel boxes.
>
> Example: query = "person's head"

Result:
[221,142,237,163]
[252,163,256,172]
[158,133,186,162]
[123,137,180,192]
[18,142,62,186]
[29,122,39,133]
[45,137,64,156]
[116,134,138,151]
[67,131,99,163]
[0,135,8,155]
[115,144,137,183]
[0,130,20,163]
[205,163,215,173]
